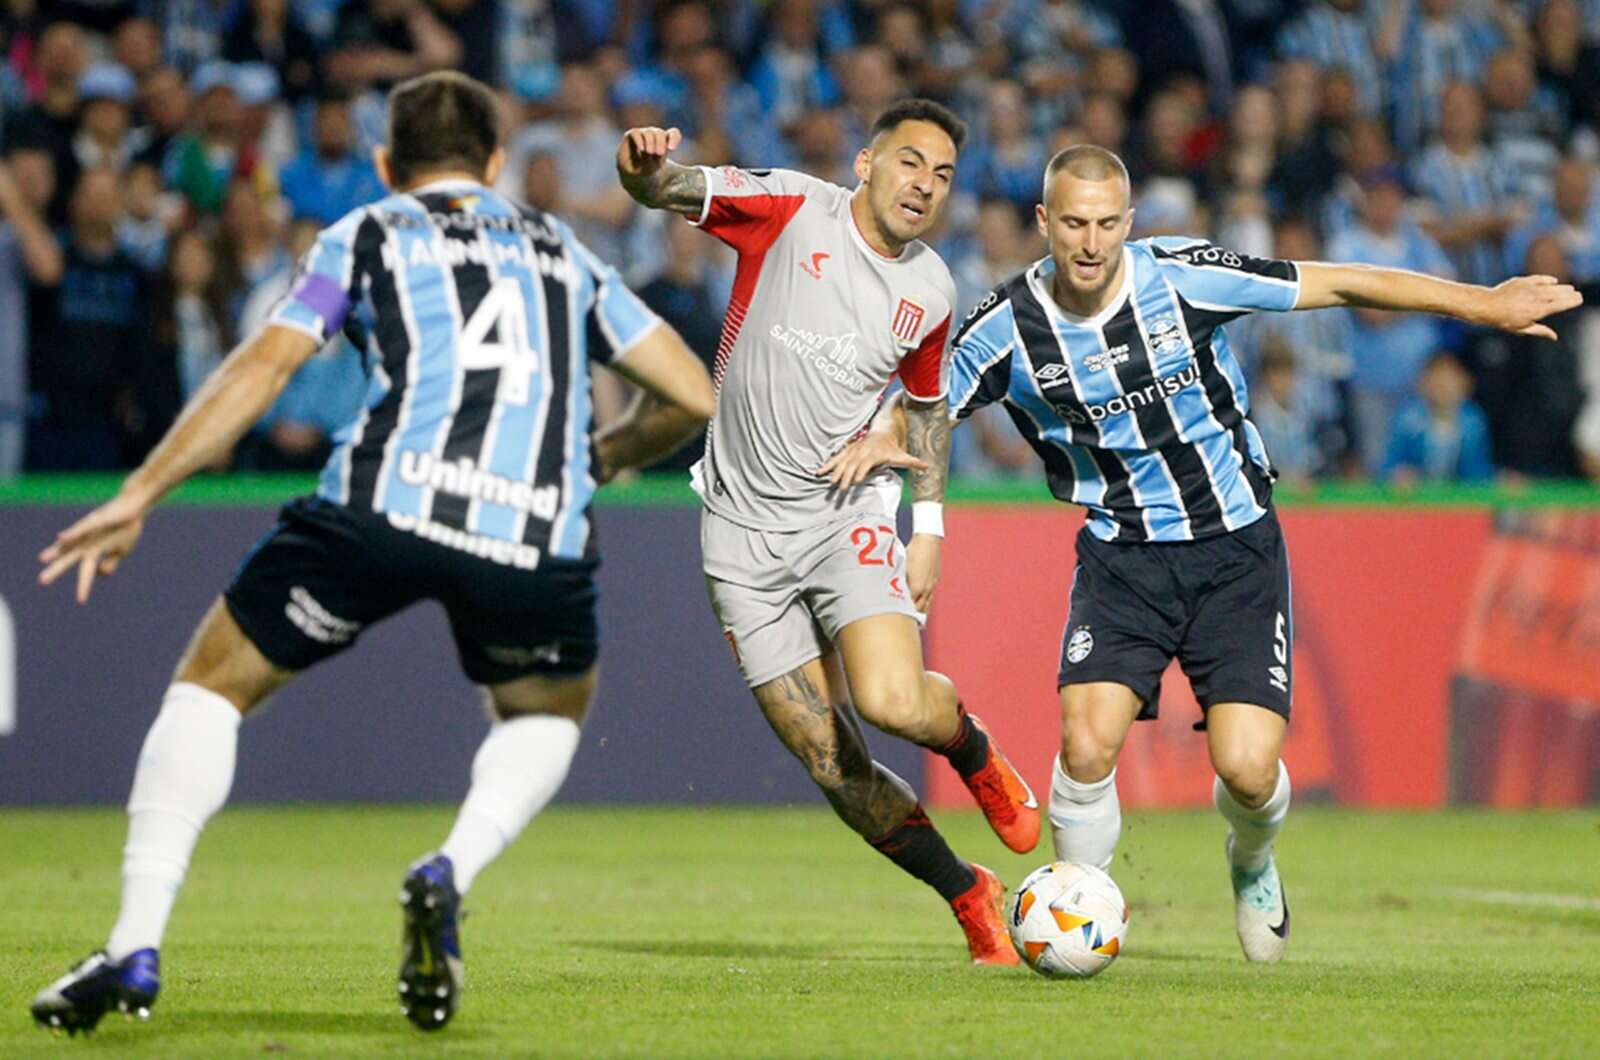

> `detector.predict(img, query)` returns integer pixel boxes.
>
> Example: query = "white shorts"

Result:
[701,508,922,688]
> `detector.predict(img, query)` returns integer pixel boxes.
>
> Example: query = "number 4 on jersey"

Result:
[459,277,538,404]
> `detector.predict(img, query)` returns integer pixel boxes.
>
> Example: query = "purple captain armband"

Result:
[290,273,352,333]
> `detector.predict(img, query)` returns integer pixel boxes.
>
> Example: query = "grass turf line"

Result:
[4,806,1598,1058]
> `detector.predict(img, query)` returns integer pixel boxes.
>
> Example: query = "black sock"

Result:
[934,705,990,780]
[867,805,978,902]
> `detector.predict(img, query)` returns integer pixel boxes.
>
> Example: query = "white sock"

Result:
[438,714,581,894]
[106,683,241,959]
[1214,761,1291,873]
[1048,757,1121,872]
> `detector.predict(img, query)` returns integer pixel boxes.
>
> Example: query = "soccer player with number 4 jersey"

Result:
[837,144,1581,963]
[30,73,715,1035]
[618,100,1041,965]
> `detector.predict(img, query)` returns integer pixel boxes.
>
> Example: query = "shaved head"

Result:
[1043,144,1130,203]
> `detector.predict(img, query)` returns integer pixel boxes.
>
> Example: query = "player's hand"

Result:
[1479,275,1584,340]
[817,435,929,490]
[38,490,150,603]
[907,533,941,614]
[617,126,683,180]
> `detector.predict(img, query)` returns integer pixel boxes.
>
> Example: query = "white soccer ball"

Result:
[1006,861,1129,978]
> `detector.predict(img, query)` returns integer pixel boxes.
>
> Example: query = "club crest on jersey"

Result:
[1147,315,1186,357]
[1066,626,1094,664]
[892,298,925,344]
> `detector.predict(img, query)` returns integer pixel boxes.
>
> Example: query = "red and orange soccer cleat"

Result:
[950,864,1020,965]
[960,716,1041,854]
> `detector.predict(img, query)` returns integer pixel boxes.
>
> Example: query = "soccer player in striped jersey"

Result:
[618,101,1040,966]
[30,72,714,1035]
[835,144,1581,964]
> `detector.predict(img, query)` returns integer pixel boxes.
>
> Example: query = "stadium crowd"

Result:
[0,0,1597,486]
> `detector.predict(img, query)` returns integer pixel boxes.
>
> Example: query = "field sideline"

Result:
[5,806,1597,1058]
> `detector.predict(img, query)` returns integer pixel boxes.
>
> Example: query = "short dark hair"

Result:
[1043,144,1129,193]
[870,98,967,152]
[386,72,500,186]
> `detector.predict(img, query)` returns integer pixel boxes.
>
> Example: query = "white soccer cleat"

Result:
[1226,834,1289,963]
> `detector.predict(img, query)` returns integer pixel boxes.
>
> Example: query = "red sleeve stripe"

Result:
[898,313,950,400]
[699,193,806,257]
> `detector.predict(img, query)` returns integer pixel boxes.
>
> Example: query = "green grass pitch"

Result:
[5,806,1598,1058]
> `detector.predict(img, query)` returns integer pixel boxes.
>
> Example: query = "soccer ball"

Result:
[1005,861,1128,978]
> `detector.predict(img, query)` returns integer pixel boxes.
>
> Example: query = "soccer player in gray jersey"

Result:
[837,144,1581,966]
[619,101,1041,965]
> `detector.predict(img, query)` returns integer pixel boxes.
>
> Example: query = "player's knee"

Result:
[851,678,924,739]
[1061,729,1118,783]
[1212,747,1279,807]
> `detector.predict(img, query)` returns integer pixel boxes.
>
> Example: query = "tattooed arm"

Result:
[615,126,708,215]
[903,395,951,613]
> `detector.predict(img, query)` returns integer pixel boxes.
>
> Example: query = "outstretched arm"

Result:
[38,325,320,602]
[616,126,708,216]
[1295,263,1583,340]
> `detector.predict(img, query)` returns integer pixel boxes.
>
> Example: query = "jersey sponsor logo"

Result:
[891,298,925,344]
[1085,344,1131,373]
[1169,245,1243,269]
[768,324,872,393]
[398,451,560,520]
[1061,364,1200,425]
[285,586,361,645]
[720,166,746,189]
[799,251,830,279]
[385,511,544,569]
[1066,625,1094,663]
[484,642,562,668]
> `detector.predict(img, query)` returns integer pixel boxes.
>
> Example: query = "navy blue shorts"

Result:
[1057,509,1292,723]
[223,498,598,684]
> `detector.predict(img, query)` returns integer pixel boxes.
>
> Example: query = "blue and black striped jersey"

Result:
[270,179,660,563]
[949,238,1301,543]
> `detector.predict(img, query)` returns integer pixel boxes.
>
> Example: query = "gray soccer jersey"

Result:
[687,165,956,531]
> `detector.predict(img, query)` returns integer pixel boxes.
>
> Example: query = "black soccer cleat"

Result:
[397,854,464,1031]
[31,948,160,1036]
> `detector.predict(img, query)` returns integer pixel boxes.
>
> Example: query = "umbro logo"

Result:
[800,252,829,279]
[1034,362,1074,389]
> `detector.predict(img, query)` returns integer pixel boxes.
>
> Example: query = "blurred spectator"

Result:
[234,60,294,173]
[788,107,851,186]
[280,88,382,223]
[1326,165,1455,472]
[7,21,88,222]
[116,158,177,268]
[911,0,981,108]
[1382,351,1495,486]
[1274,0,1384,116]
[961,80,1047,214]
[501,62,631,267]
[1250,344,1329,488]
[1266,59,1339,216]
[0,153,62,476]
[747,0,840,133]
[1122,0,1234,115]
[235,216,366,470]
[1482,47,1564,201]
[26,167,171,469]
[112,16,163,79]
[1411,81,1521,287]
[1320,115,1397,239]
[1468,234,1589,478]
[1532,0,1600,139]
[141,0,233,75]
[131,65,191,168]
[214,177,286,320]
[155,227,229,399]
[1010,0,1121,111]
[163,61,250,214]
[222,0,321,103]
[835,45,901,147]
[73,62,138,173]
[1388,0,1511,153]
[1080,92,1127,154]
[682,44,777,167]
[431,0,497,83]
[1503,156,1600,282]
[326,0,462,94]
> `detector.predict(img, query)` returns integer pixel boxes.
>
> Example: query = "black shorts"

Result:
[1057,508,1292,722]
[223,497,598,684]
